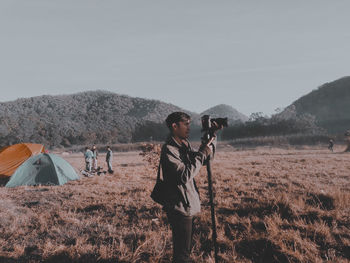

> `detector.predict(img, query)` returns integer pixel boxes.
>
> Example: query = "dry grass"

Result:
[0,145,349,262]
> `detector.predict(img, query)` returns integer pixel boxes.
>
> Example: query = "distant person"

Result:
[106,146,113,174]
[84,147,94,172]
[345,130,350,152]
[328,139,334,152]
[155,112,221,263]
[92,145,99,171]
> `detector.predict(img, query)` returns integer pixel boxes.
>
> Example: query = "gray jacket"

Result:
[84,149,94,161]
[106,149,113,161]
[160,136,214,216]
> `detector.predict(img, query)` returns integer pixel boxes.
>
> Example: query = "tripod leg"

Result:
[206,159,219,263]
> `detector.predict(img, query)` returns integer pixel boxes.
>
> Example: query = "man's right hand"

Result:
[199,135,216,157]
[206,135,216,147]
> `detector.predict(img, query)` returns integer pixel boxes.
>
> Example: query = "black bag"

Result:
[150,164,168,206]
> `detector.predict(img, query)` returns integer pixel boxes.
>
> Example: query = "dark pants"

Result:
[106,160,113,172]
[166,210,194,263]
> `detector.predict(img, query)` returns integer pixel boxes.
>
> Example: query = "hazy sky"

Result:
[1,1,349,116]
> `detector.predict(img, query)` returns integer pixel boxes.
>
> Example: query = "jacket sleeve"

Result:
[162,145,210,185]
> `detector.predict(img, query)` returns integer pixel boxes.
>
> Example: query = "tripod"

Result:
[206,157,219,263]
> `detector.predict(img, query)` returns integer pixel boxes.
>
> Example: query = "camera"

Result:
[201,115,228,143]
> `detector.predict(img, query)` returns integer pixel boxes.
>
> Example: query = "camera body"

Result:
[201,115,228,143]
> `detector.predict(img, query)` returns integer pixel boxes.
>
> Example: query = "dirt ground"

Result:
[0,145,349,262]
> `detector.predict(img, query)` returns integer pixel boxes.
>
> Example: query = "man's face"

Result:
[173,119,191,140]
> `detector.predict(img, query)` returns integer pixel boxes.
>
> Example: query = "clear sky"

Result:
[1,0,349,116]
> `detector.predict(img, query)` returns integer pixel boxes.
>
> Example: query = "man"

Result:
[92,145,98,171]
[328,139,334,152]
[158,112,218,263]
[106,146,113,174]
[84,147,94,172]
[345,130,350,152]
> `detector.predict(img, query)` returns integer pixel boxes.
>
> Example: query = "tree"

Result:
[132,121,168,142]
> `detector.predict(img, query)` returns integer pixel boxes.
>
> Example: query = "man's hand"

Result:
[211,120,225,131]
[199,134,216,158]
[206,134,216,147]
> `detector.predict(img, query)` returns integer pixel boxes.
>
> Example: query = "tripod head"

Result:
[201,115,228,144]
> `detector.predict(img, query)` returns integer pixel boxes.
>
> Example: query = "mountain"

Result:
[285,76,350,133]
[200,104,249,123]
[0,91,196,147]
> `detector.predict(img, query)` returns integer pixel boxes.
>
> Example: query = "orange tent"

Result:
[0,143,45,178]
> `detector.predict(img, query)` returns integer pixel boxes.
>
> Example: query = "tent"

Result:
[5,153,79,188]
[0,143,45,178]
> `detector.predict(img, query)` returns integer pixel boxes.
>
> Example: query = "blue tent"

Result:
[6,153,79,187]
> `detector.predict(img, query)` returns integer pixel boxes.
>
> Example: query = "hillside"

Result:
[289,76,350,133]
[200,104,248,123]
[0,91,192,147]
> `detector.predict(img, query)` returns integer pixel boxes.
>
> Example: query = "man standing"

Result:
[84,147,93,172]
[345,130,350,152]
[92,145,98,171]
[328,139,334,152]
[158,112,217,263]
[106,146,113,174]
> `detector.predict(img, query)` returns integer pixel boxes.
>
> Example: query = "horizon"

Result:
[0,88,252,115]
[1,1,350,116]
[0,84,321,117]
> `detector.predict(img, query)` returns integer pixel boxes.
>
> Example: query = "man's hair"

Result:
[165,112,191,130]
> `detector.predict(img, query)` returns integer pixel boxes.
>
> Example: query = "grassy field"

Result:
[0,145,349,262]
